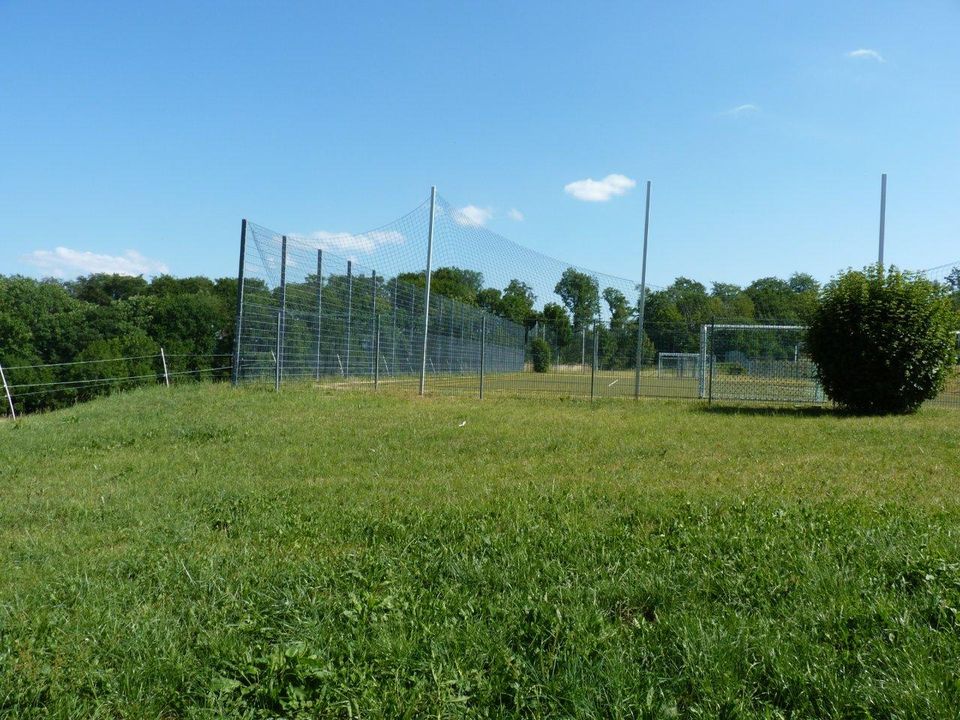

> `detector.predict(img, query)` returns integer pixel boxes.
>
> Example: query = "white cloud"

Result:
[508,208,525,221]
[452,205,493,226]
[721,103,760,117]
[847,48,884,63]
[564,174,636,202]
[296,229,405,255]
[23,247,169,278]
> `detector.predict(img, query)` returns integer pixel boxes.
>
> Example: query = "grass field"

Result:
[3,384,960,718]
[312,364,959,407]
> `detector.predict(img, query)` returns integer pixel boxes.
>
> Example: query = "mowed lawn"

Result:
[2,385,960,718]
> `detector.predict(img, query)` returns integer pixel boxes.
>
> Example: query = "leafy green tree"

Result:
[477,288,502,315]
[788,272,821,322]
[67,331,160,402]
[745,277,798,321]
[555,269,600,331]
[149,275,216,296]
[395,267,482,306]
[541,302,573,350]
[808,266,955,414]
[602,287,631,328]
[530,337,551,372]
[643,278,711,354]
[67,273,149,305]
[945,267,960,313]
[499,280,536,325]
[710,282,754,320]
[149,293,225,370]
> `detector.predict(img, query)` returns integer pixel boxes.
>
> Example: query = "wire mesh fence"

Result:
[231,193,960,409]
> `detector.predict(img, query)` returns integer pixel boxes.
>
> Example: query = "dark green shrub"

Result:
[808,266,956,414]
[530,337,551,373]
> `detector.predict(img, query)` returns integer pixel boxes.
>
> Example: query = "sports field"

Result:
[313,364,960,406]
[3,384,960,717]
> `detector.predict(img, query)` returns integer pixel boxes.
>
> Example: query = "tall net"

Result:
[232,192,960,407]
[236,217,526,389]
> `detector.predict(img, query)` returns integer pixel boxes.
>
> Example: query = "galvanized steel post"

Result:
[419,186,437,396]
[371,270,377,379]
[479,314,486,400]
[345,260,353,376]
[634,180,651,399]
[279,235,288,383]
[590,321,599,401]
[878,172,887,268]
[274,311,281,392]
[0,361,15,420]
[698,324,708,399]
[391,278,398,376]
[315,249,323,380]
[231,218,247,385]
[160,347,170,387]
[708,318,715,404]
[581,328,586,372]
[374,314,381,390]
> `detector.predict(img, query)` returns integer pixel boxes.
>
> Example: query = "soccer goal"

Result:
[657,352,702,379]
[699,323,825,403]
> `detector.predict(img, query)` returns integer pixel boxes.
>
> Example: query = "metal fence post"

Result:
[231,218,247,386]
[275,311,282,392]
[634,180,651,399]
[345,260,353,376]
[316,249,323,380]
[0,361,15,420]
[698,324,708,399]
[437,300,444,372]
[581,328,586,372]
[708,318,715,404]
[160,347,170,387]
[479,314,486,399]
[878,172,887,268]
[279,235,288,383]
[374,314,381,390]
[391,278,398,376]
[590,321,598,401]
[371,270,377,379]
[419,186,437,396]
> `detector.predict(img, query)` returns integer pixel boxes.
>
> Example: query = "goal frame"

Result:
[699,323,811,400]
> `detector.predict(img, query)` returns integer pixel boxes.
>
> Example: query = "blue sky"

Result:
[2,0,958,289]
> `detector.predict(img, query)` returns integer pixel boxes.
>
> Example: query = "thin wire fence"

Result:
[0,353,231,417]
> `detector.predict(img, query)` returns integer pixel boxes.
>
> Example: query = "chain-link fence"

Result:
[232,194,960,408]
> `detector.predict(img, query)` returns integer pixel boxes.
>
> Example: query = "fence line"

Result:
[0,352,233,418]
[233,192,960,408]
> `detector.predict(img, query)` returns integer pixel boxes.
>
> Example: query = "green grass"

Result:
[2,384,960,718]
[302,364,959,406]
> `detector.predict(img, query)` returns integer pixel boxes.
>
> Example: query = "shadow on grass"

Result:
[697,403,837,419]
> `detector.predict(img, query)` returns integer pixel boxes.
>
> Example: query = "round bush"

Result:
[808,266,957,414]
[530,337,552,373]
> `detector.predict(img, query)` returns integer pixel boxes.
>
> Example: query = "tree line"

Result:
[2,264,957,412]
[0,274,237,413]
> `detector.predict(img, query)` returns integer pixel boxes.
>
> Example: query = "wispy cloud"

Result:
[846,48,884,63]
[564,174,636,202]
[23,247,169,278]
[507,208,525,222]
[452,205,493,227]
[721,103,759,117]
[296,230,405,255]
